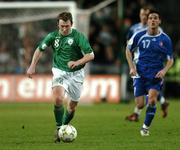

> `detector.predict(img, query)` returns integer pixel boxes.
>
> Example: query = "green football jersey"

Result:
[38,28,93,72]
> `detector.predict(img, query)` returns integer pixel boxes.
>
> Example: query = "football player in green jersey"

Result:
[27,12,94,142]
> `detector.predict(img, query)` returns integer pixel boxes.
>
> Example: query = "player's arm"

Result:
[125,48,137,77]
[68,52,94,69]
[26,48,43,78]
[156,36,174,78]
[68,32,94,69]
[126,31,143,77]
[155,58,174,79]
[27,32,53,78]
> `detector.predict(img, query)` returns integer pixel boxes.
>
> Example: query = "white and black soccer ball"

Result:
[58,124,77,142]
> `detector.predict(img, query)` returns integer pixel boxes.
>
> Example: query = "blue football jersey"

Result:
[127,29,173,79]
[126,23,147,40]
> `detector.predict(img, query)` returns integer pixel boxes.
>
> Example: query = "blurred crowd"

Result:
[0,0,180,75]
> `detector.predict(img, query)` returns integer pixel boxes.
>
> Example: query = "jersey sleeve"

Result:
[77,32,93,55]
[126,26,134,41]
[164,37,173,60]
[126,23,142,41]
[38,33,54,51]
[126,33,139,52]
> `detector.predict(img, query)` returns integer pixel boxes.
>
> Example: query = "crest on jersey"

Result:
[67,38,73,45]
[152,38,156,41]
[159,41,163,47]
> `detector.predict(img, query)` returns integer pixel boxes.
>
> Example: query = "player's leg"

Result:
[52,86,65,143]
[140,89,158,136]
[158,92,169,118]
[125,96,144,121]
[53,86,65,128]
[63,100,78,125]
[125,78,145,122]
[63,68,84,125]
[51,68,68,142]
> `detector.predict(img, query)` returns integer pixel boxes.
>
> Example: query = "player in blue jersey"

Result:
[125,7,169,122]
[126,7,150,41]
[126,9,174,136]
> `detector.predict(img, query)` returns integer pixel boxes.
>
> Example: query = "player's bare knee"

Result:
[148,96,157,105]
[55,97,63,106]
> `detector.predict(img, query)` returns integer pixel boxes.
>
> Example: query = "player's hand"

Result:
[26,66,35,78]
[68,61,79,69]
[129,68,137,77]
[155,69,166,79]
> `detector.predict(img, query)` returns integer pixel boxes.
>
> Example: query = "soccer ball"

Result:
[58,124,77,142]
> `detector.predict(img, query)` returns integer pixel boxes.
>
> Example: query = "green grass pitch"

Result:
[0,100,180,150]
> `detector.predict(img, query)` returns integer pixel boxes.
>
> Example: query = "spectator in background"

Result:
[89,10,120,74]
[114,18,131,101]
[0,42,10,73]
[19,22,53,73]
[0,41,19,73]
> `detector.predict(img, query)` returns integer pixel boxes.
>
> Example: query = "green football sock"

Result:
[63,109,75,125]
[54,105,64,127]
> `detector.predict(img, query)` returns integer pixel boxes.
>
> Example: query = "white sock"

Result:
[134,106,142,116]
[143,124,149,129]
[160,96,165,104]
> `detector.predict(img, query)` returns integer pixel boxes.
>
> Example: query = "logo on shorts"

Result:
[67,38,74,45]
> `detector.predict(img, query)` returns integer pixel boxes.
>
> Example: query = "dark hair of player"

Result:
[57,12,73,24]
[148,9,161,19]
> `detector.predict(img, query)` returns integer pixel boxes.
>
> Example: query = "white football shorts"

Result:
[52,67,85,101]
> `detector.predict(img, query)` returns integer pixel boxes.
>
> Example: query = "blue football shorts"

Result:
[133,77,163,97]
